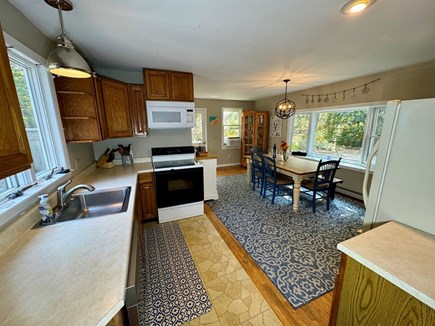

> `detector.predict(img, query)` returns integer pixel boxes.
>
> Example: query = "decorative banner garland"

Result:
[301,78,381,104]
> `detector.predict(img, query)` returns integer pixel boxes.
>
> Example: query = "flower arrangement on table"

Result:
[280,140,290,161]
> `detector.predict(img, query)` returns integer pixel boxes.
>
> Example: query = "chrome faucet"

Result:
[57,180,95,208]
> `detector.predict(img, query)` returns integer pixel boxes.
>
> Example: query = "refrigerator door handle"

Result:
[363,140,380,207]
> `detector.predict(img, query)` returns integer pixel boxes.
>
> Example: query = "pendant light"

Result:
[274,79,296,119]
[45,0,92,78]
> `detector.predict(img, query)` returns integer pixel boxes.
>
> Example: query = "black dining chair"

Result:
[261,155,294,204]
[300,158,341,213]
[250,149,264,194]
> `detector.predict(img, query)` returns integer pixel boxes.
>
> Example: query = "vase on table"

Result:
[282,150,289,161]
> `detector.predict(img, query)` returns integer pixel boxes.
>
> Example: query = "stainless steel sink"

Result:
[55,186,131,222]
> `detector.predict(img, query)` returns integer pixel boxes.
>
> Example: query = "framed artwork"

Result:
[209,116,219,126]
[270,115,282,137]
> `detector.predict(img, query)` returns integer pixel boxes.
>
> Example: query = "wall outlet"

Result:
[74,159,80,170]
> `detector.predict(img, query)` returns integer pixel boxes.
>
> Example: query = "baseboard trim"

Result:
[217,163,241,168]
[336,187,363,201]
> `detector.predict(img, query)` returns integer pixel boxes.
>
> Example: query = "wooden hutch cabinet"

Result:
[240,110,269,167]
[143,68,194,102]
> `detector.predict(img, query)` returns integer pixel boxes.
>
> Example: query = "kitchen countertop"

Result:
[0,163,153,326]
[337,221,435,310]
[195,153,217,160]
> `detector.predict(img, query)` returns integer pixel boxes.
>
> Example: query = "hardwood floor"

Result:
[217,165,247,177]
[209,165,332,325]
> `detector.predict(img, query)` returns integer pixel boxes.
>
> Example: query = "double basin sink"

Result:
[54,186,131,222]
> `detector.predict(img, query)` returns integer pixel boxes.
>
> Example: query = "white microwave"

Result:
[146,101,195,129]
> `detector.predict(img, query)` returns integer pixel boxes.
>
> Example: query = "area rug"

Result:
[138,222,212,325]
[207,174,365,309]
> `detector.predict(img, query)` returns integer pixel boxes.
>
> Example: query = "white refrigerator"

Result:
[363,98,435,235]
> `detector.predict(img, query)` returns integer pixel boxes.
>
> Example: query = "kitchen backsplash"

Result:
[91,128,192,161]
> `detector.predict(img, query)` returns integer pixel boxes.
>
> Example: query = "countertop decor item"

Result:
[45,0,92,78]
[274,79,296,119]
[280,140,289,161]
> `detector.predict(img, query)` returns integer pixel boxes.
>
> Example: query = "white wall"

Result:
[0,2,54,58]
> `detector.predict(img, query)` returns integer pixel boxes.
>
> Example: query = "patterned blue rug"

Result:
[138,223,212,325]
[207,174,364,309]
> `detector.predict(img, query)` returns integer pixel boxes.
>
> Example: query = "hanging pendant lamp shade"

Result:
[274,79,296,119]
[45,0,92,78]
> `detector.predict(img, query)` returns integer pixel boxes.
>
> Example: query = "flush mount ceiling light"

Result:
[45,0,92,78]
[274,79,296,119]
[341,0,377,14]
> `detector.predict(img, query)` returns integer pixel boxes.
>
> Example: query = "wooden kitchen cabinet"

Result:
[55,76,108,142]
[128,84,148,136]
[0,22,33,179]
[170,71,194,101]
[143,69,170,100]
[143,68,194,101]
[330,255,435,325]
[240,110,268,166]
[330,222,435,326]
[100,78,133,138]
[137,173,158,221]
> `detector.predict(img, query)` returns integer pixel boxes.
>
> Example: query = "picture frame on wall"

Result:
[270,115,282,137]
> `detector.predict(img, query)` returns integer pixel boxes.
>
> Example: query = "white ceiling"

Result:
[8,0,435,100]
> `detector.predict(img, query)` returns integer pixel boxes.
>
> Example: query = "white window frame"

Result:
[192,108,207,149]
[221,107,242,149]
[0,32,71,230]
[287,103,387,168]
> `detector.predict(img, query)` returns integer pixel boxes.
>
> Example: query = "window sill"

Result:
[0,172,72,231]
[301,155,373,173]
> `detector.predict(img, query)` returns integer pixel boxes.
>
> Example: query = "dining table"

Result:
[246,154,320,211]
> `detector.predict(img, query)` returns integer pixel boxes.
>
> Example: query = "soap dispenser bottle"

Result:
[38,194,54,224]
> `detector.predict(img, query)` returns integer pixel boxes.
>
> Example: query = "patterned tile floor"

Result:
[177,214,282,325]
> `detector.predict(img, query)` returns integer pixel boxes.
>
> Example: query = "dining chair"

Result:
[300,158,341,213]
[250,149,264,194]
[261,155,294,204]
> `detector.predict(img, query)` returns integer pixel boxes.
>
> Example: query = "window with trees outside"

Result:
[192,108,207,149]
[289,105,386,166]
[0,44,68,213]
[222,108,242,148]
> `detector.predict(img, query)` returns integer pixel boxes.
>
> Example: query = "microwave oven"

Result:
[146,101,195,129]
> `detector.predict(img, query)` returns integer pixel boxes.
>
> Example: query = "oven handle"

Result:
[154,167,203,176]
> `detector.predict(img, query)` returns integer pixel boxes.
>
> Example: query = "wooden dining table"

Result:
[246,154,320,211]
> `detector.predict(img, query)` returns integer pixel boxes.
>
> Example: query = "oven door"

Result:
[154,167,204,208]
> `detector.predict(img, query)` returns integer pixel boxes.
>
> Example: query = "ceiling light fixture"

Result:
[301,78,381,105]
[341,0,376,14]
[45,0,92,78]
[274,79,296,119]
